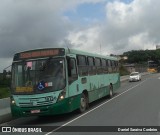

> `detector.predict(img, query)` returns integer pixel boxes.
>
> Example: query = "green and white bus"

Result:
[10,48,120,117]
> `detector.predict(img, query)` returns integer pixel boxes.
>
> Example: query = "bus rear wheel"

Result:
[79,93,88,113]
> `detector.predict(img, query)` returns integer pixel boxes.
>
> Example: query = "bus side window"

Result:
[105,59,109,73]
[117,61,120,72]
[95,58,102,74]
[112,61,115,72]
[88,56,96,75]
[102,59,108,74]
[108,60,112,73]
[77,55,88,76]
[67,58,78,84]
[115,61,119,72]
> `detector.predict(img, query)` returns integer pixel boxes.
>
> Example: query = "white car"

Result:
[129,72,141,82]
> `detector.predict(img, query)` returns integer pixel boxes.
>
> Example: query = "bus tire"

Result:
[109,84,113,98]
[79,93,88,113]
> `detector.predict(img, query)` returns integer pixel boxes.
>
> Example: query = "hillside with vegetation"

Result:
[0,71,11,98]
[119,49,160,75]
[122,49,160,64]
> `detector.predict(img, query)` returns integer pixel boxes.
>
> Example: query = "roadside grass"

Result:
[0,86,11,99]
[119,65,130,76]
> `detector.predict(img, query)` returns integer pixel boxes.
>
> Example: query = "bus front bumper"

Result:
[11,98,72,118]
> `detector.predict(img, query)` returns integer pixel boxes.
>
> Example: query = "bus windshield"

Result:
[11,58,66,94]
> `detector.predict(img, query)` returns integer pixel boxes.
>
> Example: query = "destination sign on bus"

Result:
[14,48,65,61]
[20,49,59,59]
[16,87,33,93]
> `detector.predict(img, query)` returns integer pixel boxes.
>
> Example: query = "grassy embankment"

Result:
[0,86,10,99]
[119,65,130,76]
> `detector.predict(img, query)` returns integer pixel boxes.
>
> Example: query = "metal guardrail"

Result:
[0,97,10,108]
[0,98,11,124]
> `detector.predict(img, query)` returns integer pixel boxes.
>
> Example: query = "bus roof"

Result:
[13,47,118,61]
[66,48,118,61]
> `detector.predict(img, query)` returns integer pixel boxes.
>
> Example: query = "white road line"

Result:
[45,79,148,135]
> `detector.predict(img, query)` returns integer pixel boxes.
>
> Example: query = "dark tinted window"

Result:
[107,60,112,73]
[102,59,106,67]
[102,59,108,73]
[95,58,101,66]
[77,55,88,76]
[112,61,115,67]
[88,57,96,75]
[95,58,102,74]
[77,55,86,65]
[88,57,94,66]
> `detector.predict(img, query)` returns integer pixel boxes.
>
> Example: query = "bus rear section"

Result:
[66,51,120,113]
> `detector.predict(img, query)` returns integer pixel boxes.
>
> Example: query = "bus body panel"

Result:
[11,48,120,118]
[11,95,81,117]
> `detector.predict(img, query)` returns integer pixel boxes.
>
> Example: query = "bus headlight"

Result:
[10,97,16,105]
[57,90,66,102]
[11,100,16,104]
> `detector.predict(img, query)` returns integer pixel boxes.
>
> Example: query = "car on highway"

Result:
[129,72,141,82]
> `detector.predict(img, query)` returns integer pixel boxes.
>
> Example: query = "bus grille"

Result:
[18,97,55,107]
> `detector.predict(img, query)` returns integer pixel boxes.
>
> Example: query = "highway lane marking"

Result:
[45,79,148,135]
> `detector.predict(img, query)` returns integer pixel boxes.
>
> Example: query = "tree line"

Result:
[0,70,11,86]
[122,49,160,64]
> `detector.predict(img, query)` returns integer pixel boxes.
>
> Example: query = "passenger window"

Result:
[102,59,108,74]
[115,61,119,72]
[77,55,88,76]
[111,61,115,72]
[88,57,96,75]
[95,58,102,74]
[108,60,112,73]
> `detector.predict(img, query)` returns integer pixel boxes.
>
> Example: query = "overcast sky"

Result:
[0,0,160,72]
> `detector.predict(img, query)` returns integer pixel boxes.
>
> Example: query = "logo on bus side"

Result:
[30,99,38,106]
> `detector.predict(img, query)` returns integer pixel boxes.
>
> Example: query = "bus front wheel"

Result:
[79,93,88,113]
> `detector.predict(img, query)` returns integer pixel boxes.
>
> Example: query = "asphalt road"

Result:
[1,73,160,135]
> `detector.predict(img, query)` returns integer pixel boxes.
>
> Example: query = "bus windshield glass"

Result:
[11,58,66,94]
